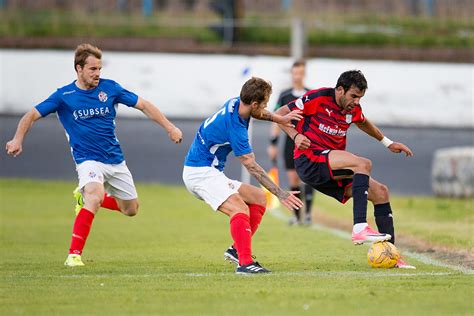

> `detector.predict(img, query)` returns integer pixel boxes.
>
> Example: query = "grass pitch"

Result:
[312,193,474,251]
[1,179,473,315]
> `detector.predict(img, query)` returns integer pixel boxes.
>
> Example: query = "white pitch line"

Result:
[269,208,474,275]
[402,250,474,275]
[273,271,453,277]
[6,271,455,280]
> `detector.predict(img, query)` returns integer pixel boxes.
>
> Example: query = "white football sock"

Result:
[353,223,368,234]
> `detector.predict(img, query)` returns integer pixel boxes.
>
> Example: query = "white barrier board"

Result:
[0,49,472,127]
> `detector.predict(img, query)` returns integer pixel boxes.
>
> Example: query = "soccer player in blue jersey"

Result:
[183,77,304,274]
[5,43,183,267]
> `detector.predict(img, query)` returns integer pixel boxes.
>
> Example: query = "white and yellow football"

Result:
[367,241,400,268]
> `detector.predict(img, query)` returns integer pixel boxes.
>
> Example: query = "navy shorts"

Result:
[294,149,352,203]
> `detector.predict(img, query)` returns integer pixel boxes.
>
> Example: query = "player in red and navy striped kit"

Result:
[276,70,416,269]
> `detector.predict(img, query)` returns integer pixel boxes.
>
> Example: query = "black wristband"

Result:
[270,136,278,145]
[293,133,300,142]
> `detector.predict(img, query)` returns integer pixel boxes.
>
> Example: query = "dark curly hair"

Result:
[336,70,368,92]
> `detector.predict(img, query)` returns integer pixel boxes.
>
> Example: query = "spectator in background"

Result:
[268,60,315,225]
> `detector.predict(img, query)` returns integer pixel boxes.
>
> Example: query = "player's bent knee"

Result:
[356,157,372,173]
[378,184,390,200]
[123,208,138,217]
[370,184,390,204]
[229,208,250,218]
[229,201,250,217]
[83,193,103,211]
[123,204,139,217]
[255,189,267,208]
[218,193,251,217]
[238,203,250,216]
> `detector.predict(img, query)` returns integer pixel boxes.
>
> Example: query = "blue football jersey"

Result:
[184,97,253,171]
[35,78,138,164]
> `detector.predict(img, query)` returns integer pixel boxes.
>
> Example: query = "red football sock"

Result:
[230,213,253,265]
[69,208,95,255]
[248,204,266,235]
[101,193,120,211]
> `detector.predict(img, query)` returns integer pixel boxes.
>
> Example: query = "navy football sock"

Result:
[303,184,314,216]
[375,202,395,244]
[290,186,301,220]
[352,174,369,224]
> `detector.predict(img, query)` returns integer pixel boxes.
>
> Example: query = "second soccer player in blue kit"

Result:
[183,77,304,274]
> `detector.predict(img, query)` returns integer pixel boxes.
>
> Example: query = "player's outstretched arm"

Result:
[237,153,303,211]
[356,119,413,157]
[134,97,183,144]
[6,108,42,157]
[253,109,303,128]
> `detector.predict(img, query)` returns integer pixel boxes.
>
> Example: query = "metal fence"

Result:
[2,0,473,18]
[1,0,472,62]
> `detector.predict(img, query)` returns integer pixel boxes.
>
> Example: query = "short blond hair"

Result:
[74,43,102,72]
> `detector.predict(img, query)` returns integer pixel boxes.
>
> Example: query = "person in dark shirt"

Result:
[268,60,315,225]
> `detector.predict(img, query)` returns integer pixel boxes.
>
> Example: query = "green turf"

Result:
[1,179,473,315]
[312,193,474,251]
